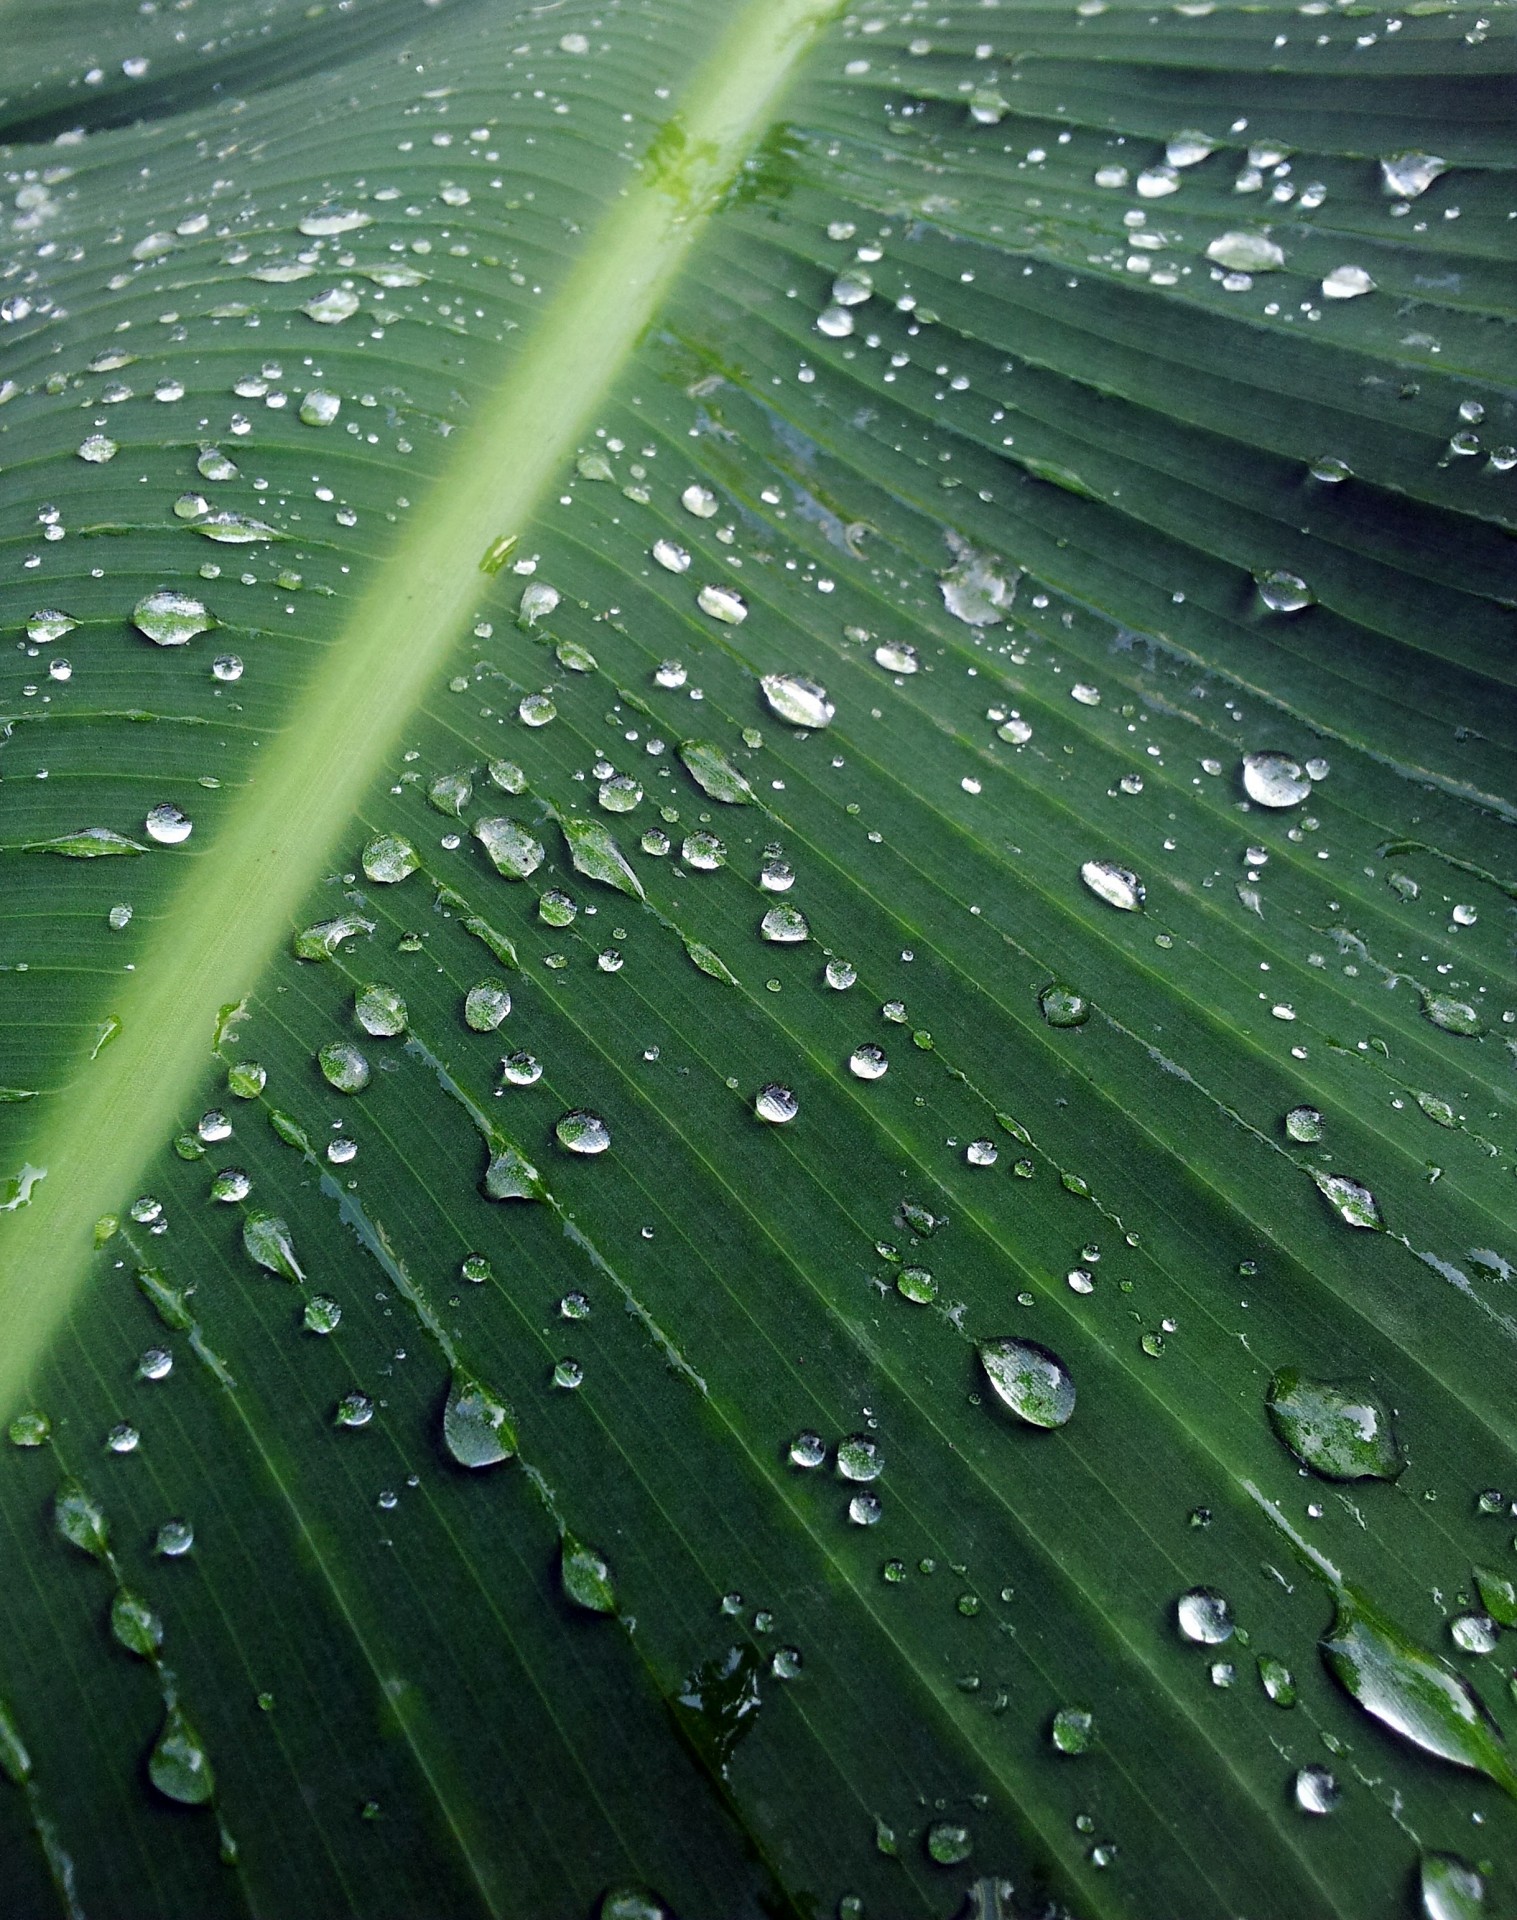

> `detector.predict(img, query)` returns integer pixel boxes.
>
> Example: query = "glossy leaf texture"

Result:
[0,1,1514,1916]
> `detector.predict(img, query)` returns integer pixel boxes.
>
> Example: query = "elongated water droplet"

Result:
[443,1371,516,1468]
[696,584,747,625]
[0,1698,31,1783]
[874,641,917,674]
[1322,1590,1516,1790]
[133,590,213,646]
[1266,1370,1402,1481]
[1322,264,1374,300]
[685,939,738,986]
[1257,1654,1297,1706]
[149,1704,214,1805]
[27,827,147,858]
[28,610,77,645]
[474,817,544,879]
[294,913,375,961]
[1422,992,1484,1037]
[1206,231,1284,272]
[979,1338,1076,1429]
[679,741,752,805]
[561,1536,616,1613]
[563,817,643,898]
[1473,1567,1517,1630]
[1312,1171,1382,1231]
[1241,751,1312,808]
[55,1482,110,1559]
[1080,861,1144,912]
[760,674,833,729]
[111,1590,163,1658]
[243,1213,304,1282]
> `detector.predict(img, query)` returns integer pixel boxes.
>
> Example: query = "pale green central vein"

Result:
[0,0,844,1419]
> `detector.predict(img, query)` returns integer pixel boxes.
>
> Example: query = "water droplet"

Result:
[1321,1589,1517,1789]
[1266,1370,1403,1481]
[681,484,718,519]
[897,1266,937,1305]
[77,434,118,463]
[1294,1764,1339,1814]
[761,905,810,945]
[501,1052,542,1087]
[302,286,361,324]
[134,590,214,647]
[27,610,77,645]
[227,1061,266,1099]
[754,1084,798,1124]
[1473,1567,1517,1629]
[697,585,747,625]
[1381,152,1446,199]
[1039,984,1090,1027]
[318,1041,370,1094]
[925,1821,972,1866]
[682,830,727,871]
[209,1167,251,1204]
[1241,750,1312,809]
[849,1043,889,1081]
[354,984,407,1038]
[760,674,834,729]
[1422,992,1484,1037]
[362,837,422,887]
[148,1704,215,1806]
[144,804,192,846]
[299,389,341,427]
[1177,1588,1234,1644]
[482,1144,543,1201]
[474,817,544,879]
[54,1482,110,1558]
[789,1432,826,1469]
[1420,1852,1485,1920]
[8,1411,49,1447]
[1051,1707,1095,1754]
[561,1536,616,1613]
[464,982,512,1032]
[1450,1614,1499,1656]
[679,741,753,805]
[940,545,1016,626]
[334,1391,374,1430]
[599,774,642,814]
[1257,1654,1297,1706]
[242,1212,303,1282]
[443,1370,516,1468]
[556,1110,610,1156]
[156,1517,194,1557]
[111,1590,163,1658]
[837,1436,883,1483]
[1312,1171,1382,1231]
[997,715,1033,745]
[563,817,643,899]
[211,653,244,683]
[652,544,690,578]
[303,1296,342,1335]
[873,641,918,674]
[979,1338,1076,1429]
[1322,264,1375,300]
[824,959,857,990]
[1284,1105,1323,1142]
[1079,861,1144,912]
[1206,231,1285,272]
[849,1494,882,1526]
[1255,569,1315,614]
[771,1646,802,1681]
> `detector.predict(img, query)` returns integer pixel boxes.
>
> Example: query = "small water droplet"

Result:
[1039,984,1090,1027]
[556,1110,610,1156]
[1255,569,1315,614]
[1294,1764,1340,1815]
[334,1391,374,1429]
[754,1084,798,1124]
[1241,750,1312,809]
[1051,1706,1095,1754]
[156,1517,194,1557]
[1177,1588,1234,1644]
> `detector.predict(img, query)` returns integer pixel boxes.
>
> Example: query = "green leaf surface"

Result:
[1,0,1514,1915]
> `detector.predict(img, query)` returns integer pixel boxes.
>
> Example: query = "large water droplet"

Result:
[55,1482,110,1559]
[354,984,407,1037]
[940,546,1015,626]
[1206,231,1284,272]
[679,741,752,805]
[754,1084,797,1124]
[979,1338,1076,1429]
[556,1110,610,1156]
[1080,861,1144,912]
[1322,1590,1516,1790]
[149,1704,215,1805]
[1322,264,1375,300]
[1284,1105,1323,1142]
[848,1043,888,1081]
[1266,1370,1402,1481]
[1177,1588,1234,1644]
[443,1370,516,1468]
[464,982,511,1032]
[1255,569,1315,614]
[1381,152,1446,199]
[302,286,361,324]
[925,1821,972,1866]
[836,1436,883,1483]
[1420,1853,1485,1920]
[134,590,213,647]
[1241,751,1312,808]
[1312,1171,1382,1231]
[760,905,809,945]
[760,674,834,729]
[318,1041,370,1094]
[474,817,544,880]
[1421,992,1484,1037]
